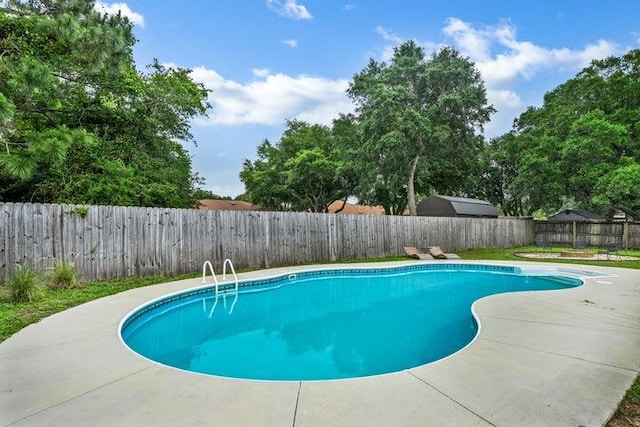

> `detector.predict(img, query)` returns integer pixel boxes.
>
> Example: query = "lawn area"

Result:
[1,245,639,425]
[0,272,198,343]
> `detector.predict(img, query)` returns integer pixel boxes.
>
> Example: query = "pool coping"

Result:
[1,260,639,426]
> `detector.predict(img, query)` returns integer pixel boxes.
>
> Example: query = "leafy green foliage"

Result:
[240,120,355,212]
[193,189,232,200]
[348,42,494,215]
[0,0,210,207]
[487,49,640,215]
[470,133,526,216]
[593,161,640,217]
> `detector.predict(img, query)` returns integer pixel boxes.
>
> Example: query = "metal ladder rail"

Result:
[221,259,239,314]
[201,259,239,316]
[201,261,220,317]
[201,260,219,288]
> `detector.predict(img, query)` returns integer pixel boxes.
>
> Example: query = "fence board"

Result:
[1,202,540,282]
[535,221,637,248]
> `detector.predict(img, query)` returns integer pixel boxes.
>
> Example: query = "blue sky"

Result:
[95,1,640,197]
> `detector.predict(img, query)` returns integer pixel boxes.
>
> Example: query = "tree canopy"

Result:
[240,42,493,216]
[485,49,640,216]
[240,119,356,212]
[238,44,639,219]
[348,41,494,215]
[0,0,210,207]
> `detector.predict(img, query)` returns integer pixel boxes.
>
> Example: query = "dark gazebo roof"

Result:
[417,195,499,218]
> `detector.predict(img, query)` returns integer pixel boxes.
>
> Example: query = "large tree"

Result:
[489,49,640,215]
[240,120,355,212]
[0,0,210,207]
[348,41,494,215]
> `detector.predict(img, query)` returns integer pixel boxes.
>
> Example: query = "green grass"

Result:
[0,247,638,425]
[6,265,43,302]
[48,260,79,289]
[0,272,198,342]
[609,376,640,426]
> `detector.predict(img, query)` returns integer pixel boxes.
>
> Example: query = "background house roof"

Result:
[327,201,386,215]
[548,209,607,222]
[198,199,388,214]
[199,199,261,211]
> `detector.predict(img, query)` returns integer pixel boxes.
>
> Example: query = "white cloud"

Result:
[344,3,356,11]
[487,89,522,110]
[282,39,298,48]
[483,89,523,137]
[376,26,441,62]
[93,2,145,27]
[266,0,312,20]
[442,18,618,87]
[376,26,403,44]
[376,26,404,62]
[377,19,619,89]
[442,17,619,135]
[252,68,271,78]
[375,19,621,135]
[442,18,492,61]
[189,67,352,127]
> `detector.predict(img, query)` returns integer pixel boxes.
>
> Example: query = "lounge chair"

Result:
[403,246,434,260]
[428,246,461,260]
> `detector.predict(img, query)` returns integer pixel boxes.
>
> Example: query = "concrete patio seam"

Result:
[406,370,497,426]
[292,382,302,427]
[3,365,154,427]
[0,334,117,356]
[480,315,640,334]
[479,336,640,373]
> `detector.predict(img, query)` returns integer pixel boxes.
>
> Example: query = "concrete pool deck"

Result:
[1,260,639,426]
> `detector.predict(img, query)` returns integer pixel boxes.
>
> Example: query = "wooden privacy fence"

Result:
[535,221,640,249]
[1,202,535,282]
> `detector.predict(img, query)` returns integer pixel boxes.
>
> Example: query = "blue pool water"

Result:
[120,264,581,381]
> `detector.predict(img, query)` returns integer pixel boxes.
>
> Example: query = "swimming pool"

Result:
[120,264,582,381]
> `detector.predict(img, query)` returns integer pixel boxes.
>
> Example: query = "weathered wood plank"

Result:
[6,202,619,282]
[0,203,9,272]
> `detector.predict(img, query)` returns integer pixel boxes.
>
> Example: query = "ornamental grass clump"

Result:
[7,265,42,302]
[49,261,80,289]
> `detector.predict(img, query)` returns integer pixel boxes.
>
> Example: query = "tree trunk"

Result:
[407,155,420,216]
[333,197,348,213]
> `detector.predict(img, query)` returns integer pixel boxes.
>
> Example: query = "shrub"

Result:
[49,260,80,289]
[7,265,42,302]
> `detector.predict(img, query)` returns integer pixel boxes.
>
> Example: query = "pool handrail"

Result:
[201,259,239,315]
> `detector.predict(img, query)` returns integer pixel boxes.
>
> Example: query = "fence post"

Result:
[572,221,576,247]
